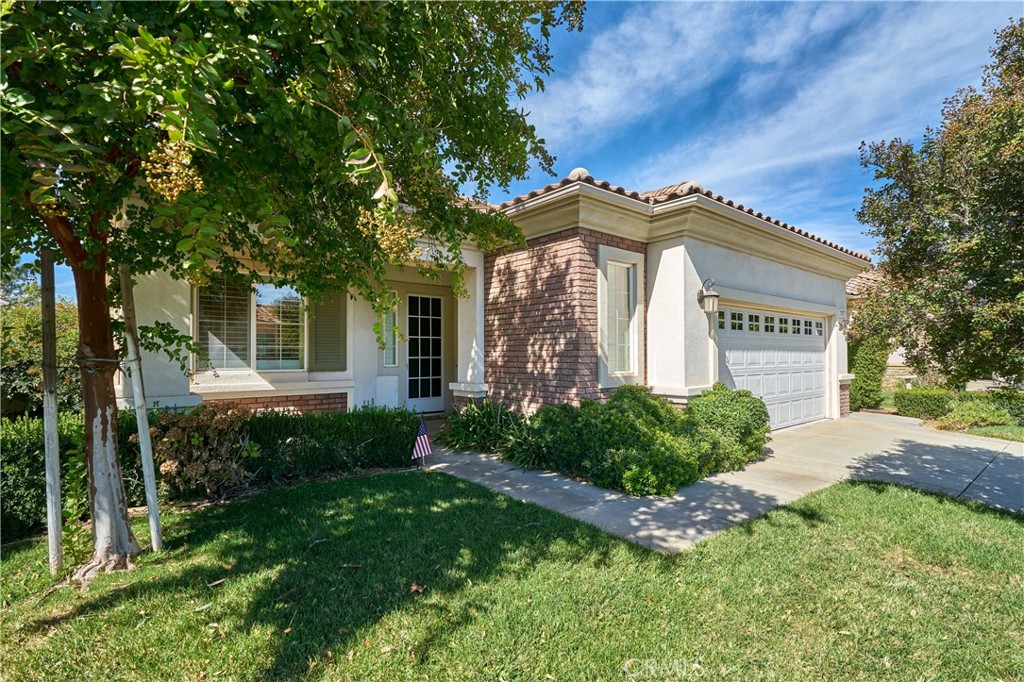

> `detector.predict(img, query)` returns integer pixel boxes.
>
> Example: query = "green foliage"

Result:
[991,391,1024,426]
[0,412,145,541]
[0,404,421,541]
[502,385,769,497]
[503,392,699,496]
[60,433,91,567]
[1,1,583,309]
[248,405,422,478]
[150,402,260,499]
[853,19,1024,386]
[892,389,954,420]
[1,1,584,555]
[0,286,82,416]
[440,399,524,453]
[936,399,1014,431]
[685,382,771,464]
[950,390,1024,427]
[848,334,891,411]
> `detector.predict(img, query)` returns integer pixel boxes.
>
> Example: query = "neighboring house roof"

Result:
[497,168,872,263]
[846,268,886,297]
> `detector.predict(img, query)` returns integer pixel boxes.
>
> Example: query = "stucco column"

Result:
[450,247,488,403]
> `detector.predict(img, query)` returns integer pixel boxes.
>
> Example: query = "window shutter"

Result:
[310,294,347,371]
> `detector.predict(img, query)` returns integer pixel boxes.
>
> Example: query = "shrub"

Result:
[961,390,1024,426]
[614,433,699,497]
[501,386,770,496]
[893,388,954,419]
[0,411,146,542]
[936,399,1014,431]
[848,335,890,411]
[683,420,747,478]
[0,404,422,541]
[151,402,260,499]
[503,393,698,494]
[685,382,771,462]
[439,399,523,452]
[248,404,422,478]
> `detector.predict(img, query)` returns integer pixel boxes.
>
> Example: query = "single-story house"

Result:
[117,168,870,429]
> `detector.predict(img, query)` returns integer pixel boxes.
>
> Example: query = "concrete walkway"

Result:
[429,412,1023,553]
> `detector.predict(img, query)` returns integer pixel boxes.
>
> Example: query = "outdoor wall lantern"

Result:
[698,277,720,314]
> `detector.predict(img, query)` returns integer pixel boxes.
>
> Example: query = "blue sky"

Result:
[38,1,1020,296]
[495,0,1020,256]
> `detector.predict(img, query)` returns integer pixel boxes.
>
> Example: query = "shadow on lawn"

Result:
[29,470,660,677]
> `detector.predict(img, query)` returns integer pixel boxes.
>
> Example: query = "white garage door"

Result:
[716,307,827,429]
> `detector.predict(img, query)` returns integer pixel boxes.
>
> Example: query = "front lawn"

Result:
[2,473,1022,681]
[967,424,1024,442]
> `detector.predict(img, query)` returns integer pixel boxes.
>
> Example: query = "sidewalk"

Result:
[428,412,1023,553]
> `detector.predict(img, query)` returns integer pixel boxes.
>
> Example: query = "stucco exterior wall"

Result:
[647,230,851,417]
[117,247,486,414]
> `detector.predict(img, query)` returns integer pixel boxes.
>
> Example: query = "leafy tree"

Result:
[853,18,1024,387]
[1,259,35,303]
[1,0,583,576]
[1,282,83,416]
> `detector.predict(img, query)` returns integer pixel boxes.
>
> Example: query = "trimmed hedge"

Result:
[0,411,146,542]
[684,383,770,469]
[248,405,422,478]
[848,335,890,411]
[1,404,422,543]
[892,388,1024,425]
[893,389,954,420]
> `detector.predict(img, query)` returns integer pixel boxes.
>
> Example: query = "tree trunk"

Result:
[69,257,142,579]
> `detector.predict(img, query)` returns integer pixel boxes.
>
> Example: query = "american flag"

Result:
[411,419,432,460]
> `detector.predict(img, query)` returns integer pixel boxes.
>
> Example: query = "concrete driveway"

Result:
[429,412,1023,553]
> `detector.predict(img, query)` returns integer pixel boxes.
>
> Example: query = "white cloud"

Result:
[524,3,742,153]
[511,1,1018,253]
[626,3,1015,194]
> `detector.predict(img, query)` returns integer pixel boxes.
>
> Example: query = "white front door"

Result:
[406,294,445,413]
[716,307,827,429]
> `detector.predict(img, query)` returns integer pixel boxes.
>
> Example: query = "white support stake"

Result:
[118,264,163,551]
[41,248,63,575]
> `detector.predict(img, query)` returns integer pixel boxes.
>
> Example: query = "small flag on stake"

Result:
[412,418,432,461]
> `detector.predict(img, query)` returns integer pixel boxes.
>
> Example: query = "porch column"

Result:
[450,247,488,406]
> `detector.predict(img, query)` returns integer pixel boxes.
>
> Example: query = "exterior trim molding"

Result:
[449,382,488,398]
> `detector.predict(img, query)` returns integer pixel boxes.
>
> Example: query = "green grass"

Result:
[2,474,1022,681]
[879,391,896,409]
[966,424,1024,442]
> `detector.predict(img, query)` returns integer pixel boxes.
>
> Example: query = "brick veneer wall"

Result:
[485,227,646,413]
[839,383,850,417]
[453,395,485,412]
[205,392,348,414]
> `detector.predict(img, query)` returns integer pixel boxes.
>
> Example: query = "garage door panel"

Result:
[717,307,827,429]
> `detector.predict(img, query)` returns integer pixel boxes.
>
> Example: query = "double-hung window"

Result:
[598,245,644,387]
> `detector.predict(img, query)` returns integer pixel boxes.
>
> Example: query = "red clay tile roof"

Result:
[846,268,886,296]
[498,170,872,263]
